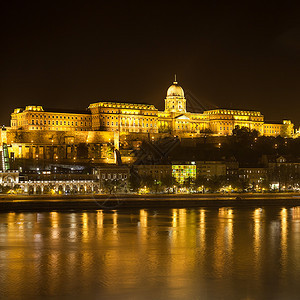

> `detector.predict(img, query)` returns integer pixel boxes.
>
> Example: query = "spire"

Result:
[174,74,177,84]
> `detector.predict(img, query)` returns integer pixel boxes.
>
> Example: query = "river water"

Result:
[1,207,300,299]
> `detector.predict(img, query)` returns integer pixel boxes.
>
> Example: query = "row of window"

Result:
[30,127,86,131]
[208,110,260,116]
[264,125,280,129]
[30,114,91,120]
[31,120,90,126]
[240,170,266,174]
[100,110,156,115]
[100,116,155,122]
[264,130,279,134]
[104,121,154,127]
[219,127,233,131]
[102,173,127,179]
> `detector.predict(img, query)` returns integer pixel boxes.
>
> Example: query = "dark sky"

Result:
[1,1,299,126]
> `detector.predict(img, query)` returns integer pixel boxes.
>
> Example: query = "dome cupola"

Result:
[164,75,186,113]
[167,76,184,98]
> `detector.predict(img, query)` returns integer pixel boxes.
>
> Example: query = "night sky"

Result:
[1,1,299,126]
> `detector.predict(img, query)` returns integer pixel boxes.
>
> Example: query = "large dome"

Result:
[167,81,184,98]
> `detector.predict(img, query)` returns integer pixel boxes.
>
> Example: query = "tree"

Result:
[129,172,141,192]
[194,175,208,190]
[161,175,174,193]
[281,121,294,138]
[140,175,155,191]
[260,176,270,191]
[200,128,213,135]
[182,176,195,191]
[206,176,226,192]
[232,126,259,143]
[0,185,11,194]
[158,124,172,133]
[101,179,121,194]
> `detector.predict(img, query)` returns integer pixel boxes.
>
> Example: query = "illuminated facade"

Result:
[157,80,293,137]
[88,102,158,133]
[11,106,91,131]
[9,79,294,137]
[87,79,294,137]
[172,162,197,184]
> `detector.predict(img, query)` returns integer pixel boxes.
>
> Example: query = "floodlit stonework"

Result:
[9,79,294,138]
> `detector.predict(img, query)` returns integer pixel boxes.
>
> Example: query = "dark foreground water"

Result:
[1,207,300,299]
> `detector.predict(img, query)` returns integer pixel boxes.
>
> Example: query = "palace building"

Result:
[11,106,92,131]
[9,79,294,137]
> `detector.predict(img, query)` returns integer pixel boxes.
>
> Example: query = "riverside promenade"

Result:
[1,193,300,211]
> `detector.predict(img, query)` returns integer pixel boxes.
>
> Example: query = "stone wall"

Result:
[2,129,114,145]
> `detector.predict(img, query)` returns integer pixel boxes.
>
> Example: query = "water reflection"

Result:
[281,208,288,275]
[199,208,205,252]
[1,207,300,299]
[253,208,264,278]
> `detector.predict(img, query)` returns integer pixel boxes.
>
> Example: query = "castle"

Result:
[9,78,294,137]
[0,79,295,165]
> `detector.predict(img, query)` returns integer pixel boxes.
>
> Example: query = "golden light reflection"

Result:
[70,213,77,228]
[140,209,148,228]
[138,209,148,248]
[253,208,263,277]
[199,209,206,254]
[107,211,119,244]
[82,212,89,241]
[112,210,118,229]
[214,208,234,277]
[16,213,25,231]
[1,209,298,299]
[8,212,15,223]
[214,224,225,277]
[170,209,179,246]
[50,212,58,228]
[50,212,59,239]
[96,210,104,240]
[281,208,288,274]
[172,209,178,228]
[291,207,300,270]
[7,212,16,239]
[97,210,103,228]
[292,207,300,220]
[5,212,26,293]
[168,208,194,292]
[226,209,233,254]
[178,208,186,227]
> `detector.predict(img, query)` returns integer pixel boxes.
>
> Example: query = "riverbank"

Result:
[1,192,300,211]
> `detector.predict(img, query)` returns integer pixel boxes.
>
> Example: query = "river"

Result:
[1,207,300,299]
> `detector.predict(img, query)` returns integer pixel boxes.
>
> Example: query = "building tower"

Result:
[164,76,186,114]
